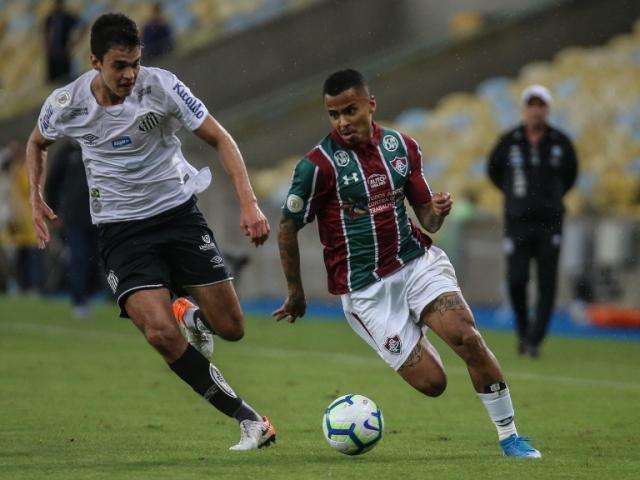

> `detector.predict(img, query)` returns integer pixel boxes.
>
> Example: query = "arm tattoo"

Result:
[401,341,423,370]
[423,212,445,234]
[278,217,304,292]
[424,292,467,316]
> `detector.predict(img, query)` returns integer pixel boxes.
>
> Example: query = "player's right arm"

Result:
[26,126,57,249]
[273,154,330,323]
[273,216,306,323]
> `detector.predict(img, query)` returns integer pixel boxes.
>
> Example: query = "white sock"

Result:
[477,382,518,441]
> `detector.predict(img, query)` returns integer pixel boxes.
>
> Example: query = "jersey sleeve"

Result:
[154,69,209,131]
[403,135,433,206]
[37,90,66,141]
[282,156,331,227]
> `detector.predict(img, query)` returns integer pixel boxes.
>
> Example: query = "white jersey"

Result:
[37,66,212,224]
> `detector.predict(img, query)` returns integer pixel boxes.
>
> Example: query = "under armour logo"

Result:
[342,172,359,185]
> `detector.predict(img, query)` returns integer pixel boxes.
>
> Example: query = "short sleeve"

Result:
[37,91,66,141]
[155,69,209,131]
[403,135,433,206]
[282,156,330,227]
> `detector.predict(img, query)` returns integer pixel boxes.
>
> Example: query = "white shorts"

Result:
[340,246,461,370]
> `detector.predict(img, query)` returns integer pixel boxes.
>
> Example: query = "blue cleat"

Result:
[500,434,541,458]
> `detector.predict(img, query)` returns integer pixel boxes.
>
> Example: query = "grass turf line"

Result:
[0,296,638,479]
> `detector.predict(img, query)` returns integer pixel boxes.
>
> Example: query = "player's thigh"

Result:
[125,287,187,361]
[163,213,235,308]
[420,292,485,361]
[186,280,244,340]
[342,274,420,371]
[398,336,447,397]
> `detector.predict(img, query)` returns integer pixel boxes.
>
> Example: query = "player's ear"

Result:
[90,54,101,71]
[369,95,376,114]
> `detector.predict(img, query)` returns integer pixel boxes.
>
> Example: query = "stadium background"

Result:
[1,0,640,332]
[1,1,640,479]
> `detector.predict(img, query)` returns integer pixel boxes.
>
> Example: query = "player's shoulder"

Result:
[39,71,93,134]
[134,66,177,96]
[376,124,419,151]
[43,70,93,110]
[138,66,175,84]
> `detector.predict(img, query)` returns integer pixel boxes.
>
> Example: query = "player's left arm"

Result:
[412,193,452,233]
[26,126,57,249]
[194,115,270,246]
[403,134,452,233]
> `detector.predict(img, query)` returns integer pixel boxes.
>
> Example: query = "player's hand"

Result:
[240,201,270,247]
[432,192,453,218]
[272,292,306,323]
[30,193,57,249]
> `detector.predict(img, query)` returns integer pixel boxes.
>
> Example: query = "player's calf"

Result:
[399,339,447,397]
[187,283,245,341]
[143,323,188,361]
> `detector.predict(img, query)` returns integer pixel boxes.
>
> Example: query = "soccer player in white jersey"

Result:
[26,13,274,451]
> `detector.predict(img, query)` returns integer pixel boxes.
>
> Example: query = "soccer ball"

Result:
[322,394,383,455]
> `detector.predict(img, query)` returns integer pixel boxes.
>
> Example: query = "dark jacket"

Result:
[46,141,92,229]
[487,124,578,224]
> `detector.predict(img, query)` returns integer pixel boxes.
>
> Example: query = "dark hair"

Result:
[323,69,368,96]
[90,13,140,61]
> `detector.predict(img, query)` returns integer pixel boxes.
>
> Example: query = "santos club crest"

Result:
[390,156,408,177]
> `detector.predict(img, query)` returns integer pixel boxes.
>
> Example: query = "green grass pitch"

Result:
[1,296,639,479]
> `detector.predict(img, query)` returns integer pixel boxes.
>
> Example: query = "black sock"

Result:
[169,344,254,419]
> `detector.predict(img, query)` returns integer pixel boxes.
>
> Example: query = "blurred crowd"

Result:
[0,139,105,317]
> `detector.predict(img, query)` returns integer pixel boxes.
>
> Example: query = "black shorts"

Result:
[97,196,232,318]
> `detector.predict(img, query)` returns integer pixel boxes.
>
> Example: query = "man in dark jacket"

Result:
[46,140,100,317]
[488,85,578,357]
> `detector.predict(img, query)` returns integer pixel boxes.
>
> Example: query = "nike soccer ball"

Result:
[322,394,383,455]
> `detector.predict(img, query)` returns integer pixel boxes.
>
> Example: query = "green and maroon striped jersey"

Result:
[282,122,433,294]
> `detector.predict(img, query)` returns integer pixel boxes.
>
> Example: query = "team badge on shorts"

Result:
[384,335,402,355]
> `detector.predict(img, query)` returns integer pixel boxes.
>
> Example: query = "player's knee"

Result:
[414,376,447,397]
[219,325,244,342]
[199,306,245,341]
[216,315,245,342]
[460,327,487,362]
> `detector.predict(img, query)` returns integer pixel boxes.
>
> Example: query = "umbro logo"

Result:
[81,133,99,146]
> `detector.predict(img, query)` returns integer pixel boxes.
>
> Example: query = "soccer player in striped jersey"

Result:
[273,69,540,458]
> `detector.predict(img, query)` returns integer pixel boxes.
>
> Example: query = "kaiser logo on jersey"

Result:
[384,335,402,355]
[390,156,408,177]
[173,82,205,119]
[112,136,132,149]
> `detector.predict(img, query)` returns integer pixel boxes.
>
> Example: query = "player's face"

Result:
[91,46,141,98]
[523,97,549,128]
[325,87,376,147]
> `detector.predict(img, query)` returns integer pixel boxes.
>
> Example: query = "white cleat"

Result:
[172,298,214,359]
[229,416,276,451]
